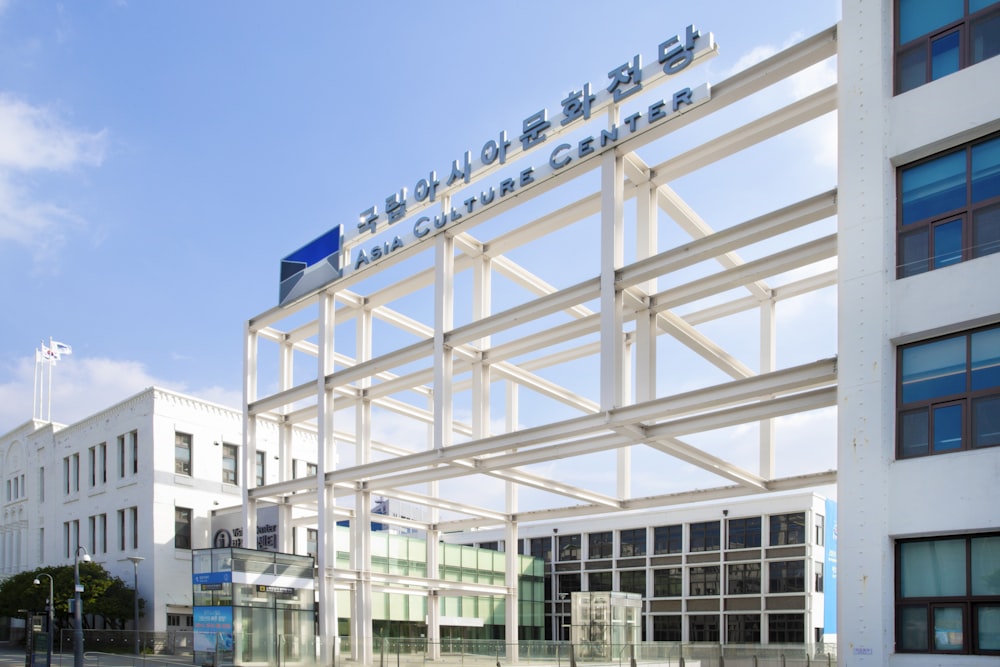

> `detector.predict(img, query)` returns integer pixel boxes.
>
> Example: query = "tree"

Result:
[0,563,144,630]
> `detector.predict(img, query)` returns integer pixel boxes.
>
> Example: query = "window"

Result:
[815,561,825,593]
[728,562,762,594]
[653,524,682,554]
[175,507,192,549]
[529,537,551,562]
[769,613,805,643]
[558,572,581,597]
[64,454,80,494]
[620,570,646,596]
[130,431,139,474]
[255,451,265,486]
[653,568,682,597]
[589,571,612,592]
[167,614,194,627]
[39,467,44,501]
[306,528,318,557]
[728,614,761,644]
[690,521,720,552]
[769,560,806,593]
[690,614,720,642]
[898,324,1000,458]
[728,516,762,549]
[770,513,806,545]
[306,462,318,477]
[620,528,646,557]
[690,566,720,596]
[88,446,97,487]
[652,616,681,642]
[175,432,192,475]
[816,514,825,546]
[896,533,1000,655]
[895,0,1000,94]
[558,534,580,561]
[898,134,1000,277]
[589,531,612,559]
[222,444,238,485]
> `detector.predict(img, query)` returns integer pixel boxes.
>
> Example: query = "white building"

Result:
[443,492,837,647]
[0,387,316,633]
[837,0,1000,663]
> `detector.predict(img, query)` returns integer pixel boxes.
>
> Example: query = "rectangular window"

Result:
[558,572,581,597]
[728,614,761,644]
[99,442,107,484]
[131,431,138,474]
[652,616,682,642]
[619,570,646,596]
[769,560,806,593]
[653,524,683,554]
[306,528,318,557]
[306,462,318,477]
[589,531,612,559]
[118,509,126,550]
[690,614,720,642]
[895,0,1000,94]
[770,513,806,545]
[175,507,192,549]
[558,534,580,561]
[653,568,682,597]
[88,515,96,554]
[88,446,97,488]
[815,561,825,593]
[727,516,762,549]
[728,562,762,594]
[896,532,1000,655]
[689,521,720,552]
[898,324,1000,458]
[222,444,238,485]
[588,571,612,592]
[255,451,265,486]
[175,432,192,475]
[63,457,70,495]
[898,133,1000,277]
[689,566,720,596]
[816,514,825,546]
[118,434,126,478]
[39,467,44,502]
[529,537,551,562]
[619,528,646,557]
[769,613,805,643]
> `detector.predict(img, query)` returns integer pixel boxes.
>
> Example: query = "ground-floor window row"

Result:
[896,532,1000,655]
[650,613,811,644]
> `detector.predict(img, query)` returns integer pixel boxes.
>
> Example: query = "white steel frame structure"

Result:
[242,26,838,664]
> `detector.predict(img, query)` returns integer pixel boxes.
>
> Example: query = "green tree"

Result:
[0,563,144,630]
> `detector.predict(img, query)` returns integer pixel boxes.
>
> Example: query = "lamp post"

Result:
[126,556,144,655]
[74,546,91,667]
[33,573,54,667]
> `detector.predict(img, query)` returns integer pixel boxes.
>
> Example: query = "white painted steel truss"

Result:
[242,26,838,663]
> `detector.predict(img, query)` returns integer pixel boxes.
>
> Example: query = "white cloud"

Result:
[0,94,107,260]
[0,353,241,434]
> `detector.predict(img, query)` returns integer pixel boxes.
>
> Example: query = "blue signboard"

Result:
[279,225,343,306]
[193,606,233,652]
[824,498,838,635]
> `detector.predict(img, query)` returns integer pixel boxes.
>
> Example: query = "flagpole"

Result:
[47,355,53,422]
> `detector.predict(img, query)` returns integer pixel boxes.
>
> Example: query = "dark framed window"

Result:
[815,561,825,593]
[897,324,1000,458]
[222,444,238,485]
[769,560,806,593]
[174,507,192,549]
[727,516,762,549]
[652,615,681,642]
[769,613,805,643]
[727,614,761,644]
[529,537,551,562]
[175,432,192,475]
[689,566,720,596]
[653,568,682,597]
[620,570,646,596]
[620,528,646,557]
[895,0,1000,94]
[589,531,613,559]
[896,533,1000,655]
[770,513,806,546]
[690,521,720,552]
[589,571,612,592]
[690,614,720,642]
[727,562,762,594]
[653,524,682,554]
[558,534,581,561]
[897,133,1000,277]
[557,572,581,596]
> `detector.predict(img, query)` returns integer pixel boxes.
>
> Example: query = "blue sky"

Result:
[0,0,840,435]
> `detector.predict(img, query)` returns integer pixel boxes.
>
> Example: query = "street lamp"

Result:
[74,546,91,667]
[33,573,54,667]
[126,556,144,655]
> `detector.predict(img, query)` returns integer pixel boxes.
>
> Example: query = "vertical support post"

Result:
[599,150,625,413]
[316,290,338,666]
